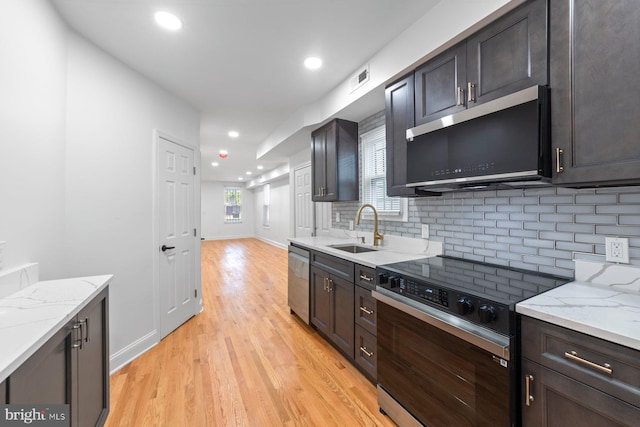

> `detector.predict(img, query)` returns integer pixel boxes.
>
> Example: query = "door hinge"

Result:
[194,228,197,237]
[194,289,198,298]
[193,166,196,175]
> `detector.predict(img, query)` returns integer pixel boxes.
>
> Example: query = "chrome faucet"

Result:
[355,203,384,247]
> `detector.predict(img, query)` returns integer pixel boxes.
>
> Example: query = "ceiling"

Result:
[51,0,441,182]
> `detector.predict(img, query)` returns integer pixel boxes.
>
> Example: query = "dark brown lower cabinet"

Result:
[7,288,109,427]
[1,379,6,403]
[354,325,377,381]
[310,265,354,359]
[521,316,640,426]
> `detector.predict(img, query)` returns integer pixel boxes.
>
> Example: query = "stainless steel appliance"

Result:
[287,244,310,324]
[405,86,551,192]
[374,256,569,426]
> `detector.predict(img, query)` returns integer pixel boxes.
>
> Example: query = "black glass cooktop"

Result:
[379,255,570,308]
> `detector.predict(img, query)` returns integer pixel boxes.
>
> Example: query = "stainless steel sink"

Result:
[328,244,378,253]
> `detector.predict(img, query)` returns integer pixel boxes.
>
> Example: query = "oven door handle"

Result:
[373,288,510,359]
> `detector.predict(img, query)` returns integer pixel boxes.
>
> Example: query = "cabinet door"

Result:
[310,266,331,336]
[8,319,78,407]
[323,121,338,200]
[522,359,640,426]
[311,127,327,201]
[1,380,6,403]
[467,0,547,106]
[414,42,467,126]
[329,275,355,359]
[77,288,109,427]
[551,0,640,186]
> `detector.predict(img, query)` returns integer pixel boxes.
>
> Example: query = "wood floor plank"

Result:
[105,238,396,426]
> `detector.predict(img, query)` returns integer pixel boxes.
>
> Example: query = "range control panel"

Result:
[377,269,511,336]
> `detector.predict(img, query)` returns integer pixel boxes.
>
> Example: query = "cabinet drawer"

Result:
[355,325,377,381]
[355,264,376,290]
[1,380,6,403]
[521,316,640,407]
[310,251,354,282]
[355,285,377,335]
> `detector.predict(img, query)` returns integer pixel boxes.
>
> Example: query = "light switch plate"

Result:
[605,237,629,264]
[421,224,430,239]
[349,220,354,231]
[335,212,340,223]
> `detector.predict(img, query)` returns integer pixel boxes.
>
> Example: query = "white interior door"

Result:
[294,165,313,237]
[315,202,331,237]
[158,136,196,338]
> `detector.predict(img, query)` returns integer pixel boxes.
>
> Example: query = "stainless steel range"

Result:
[373,256,569,427]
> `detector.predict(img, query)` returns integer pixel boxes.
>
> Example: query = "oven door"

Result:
[375,292,512,427]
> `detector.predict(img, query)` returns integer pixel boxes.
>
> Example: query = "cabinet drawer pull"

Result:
[525,374,534,406]
[555,148,564,173]
[456,86,464,106]
[72,322,84,349]
[359,306,374,315]
[564,351,612,375]
[467,82,476,103]
[323,277,328,291]
[360,346,374,358]
[359,274,374,282]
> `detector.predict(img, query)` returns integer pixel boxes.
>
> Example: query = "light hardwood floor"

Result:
[105,238,395,426]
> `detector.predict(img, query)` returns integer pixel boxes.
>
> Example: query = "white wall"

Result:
[252,179,290,249]
[1,0,202,373]
[201,181,255,240]
[64,32,201,370]
[0,0,68,279]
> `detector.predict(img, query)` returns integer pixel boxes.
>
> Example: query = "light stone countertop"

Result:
[516,259,640,351]
[0,275,112,383]
[289,231,442,268]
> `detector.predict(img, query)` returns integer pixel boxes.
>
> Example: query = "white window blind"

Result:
[361,125,401,215]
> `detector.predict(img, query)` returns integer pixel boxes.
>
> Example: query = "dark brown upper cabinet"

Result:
[414,0,548,126]
[551,0,640,187]
[385,74,441,197]
[311,119,359,202]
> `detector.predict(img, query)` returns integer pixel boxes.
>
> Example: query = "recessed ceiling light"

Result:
[219,150,228,158]
[211,162,219,167]
[228,131,239,138]
[304,57,322,70]
[238,177,243,180]
[154,11,183,31]
[246,171,252,175]
[257,165,264,170]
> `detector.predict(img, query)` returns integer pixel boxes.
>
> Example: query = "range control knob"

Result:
[456,298,473,315]
[378,273,389,284]
[388,276,399,288]
[478,305,497,323]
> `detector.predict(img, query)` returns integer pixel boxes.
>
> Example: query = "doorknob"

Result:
[161,245,175,252]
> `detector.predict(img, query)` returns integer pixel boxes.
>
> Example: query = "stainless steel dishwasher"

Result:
[288,244,310,324]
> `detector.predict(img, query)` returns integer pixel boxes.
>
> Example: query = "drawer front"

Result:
[355,325,377,381]
[521,316,640,407]
[310,251,354,282]
[355,264,376,290]
[355,285,377,335]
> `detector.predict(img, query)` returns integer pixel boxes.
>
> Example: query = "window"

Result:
[224,187,242,223]
[263,184,270,228]
[361,125,407,221]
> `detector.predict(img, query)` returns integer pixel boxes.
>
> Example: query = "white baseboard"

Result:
[202,234,254,241]
[256,236,287,250]
[109,329,159,374]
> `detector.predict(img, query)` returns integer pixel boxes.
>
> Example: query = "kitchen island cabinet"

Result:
[311,119,358,202]
[413,0,547,126]
[520,316,640,426]
[551,0,640,186]
[7,287,110,427]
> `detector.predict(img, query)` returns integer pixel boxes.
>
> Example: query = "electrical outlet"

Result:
[336,212,340,223]
[605,237,629,264]
[349,220,354,231]
[421,224,430,239]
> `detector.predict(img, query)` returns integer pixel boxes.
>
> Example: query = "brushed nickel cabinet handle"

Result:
[360,346,374,358]
[323,277,328,291]
[467,82,476,103]
[565,351,612,375]
[72,322,84,349]
[359,274,374,282]
[359,306,374,315]
[84,317,90,344]
[525,374,534,406]
[456,86,464,106]
[555,148,564,173]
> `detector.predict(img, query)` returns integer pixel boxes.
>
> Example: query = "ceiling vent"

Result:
[349,64,370,93]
